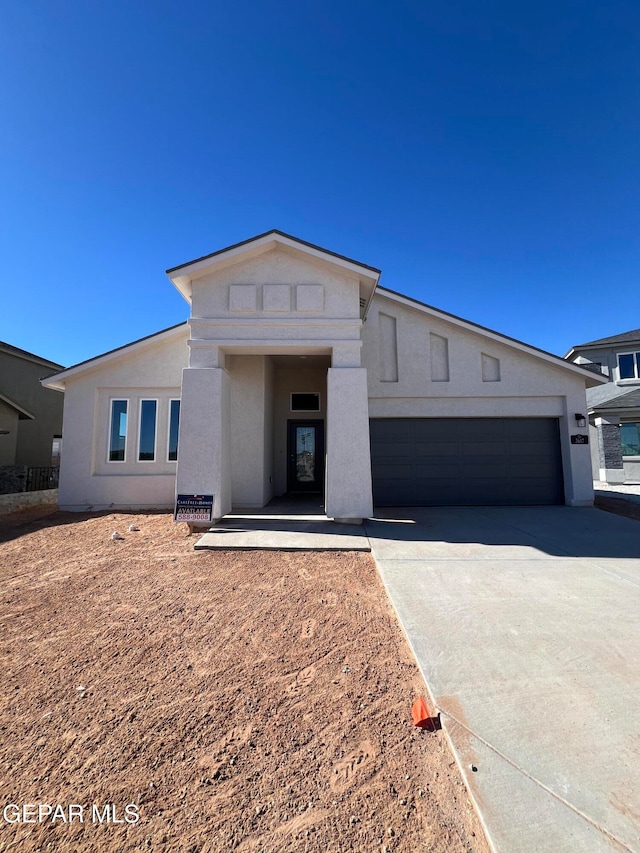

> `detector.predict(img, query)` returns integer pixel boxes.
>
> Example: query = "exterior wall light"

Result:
[574,414,586,428]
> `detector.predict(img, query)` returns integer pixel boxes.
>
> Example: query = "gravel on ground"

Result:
[0,509,488,853]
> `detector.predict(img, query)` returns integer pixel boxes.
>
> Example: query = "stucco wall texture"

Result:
[57,329,188,511]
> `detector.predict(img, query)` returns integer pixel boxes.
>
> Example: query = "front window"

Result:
[168,399,180,461]
[621,423,640,456]
[109,400,128,461]
[618,352,640,380]
[138,400,157,461]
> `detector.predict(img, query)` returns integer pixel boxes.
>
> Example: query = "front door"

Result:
[287,421,325,493]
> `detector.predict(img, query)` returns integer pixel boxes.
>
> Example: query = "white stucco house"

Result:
[43,230,605,522]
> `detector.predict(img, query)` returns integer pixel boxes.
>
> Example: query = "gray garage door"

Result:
[370,418,564,506]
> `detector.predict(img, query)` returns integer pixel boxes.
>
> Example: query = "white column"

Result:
[325,367,373,523]
[176,367,231,521]
[559,391,595,506]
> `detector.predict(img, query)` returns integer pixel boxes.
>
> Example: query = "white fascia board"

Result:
[41,324,187,391]
[376,287,608,387]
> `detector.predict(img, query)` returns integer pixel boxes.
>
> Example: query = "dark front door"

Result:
[287,421,325,493]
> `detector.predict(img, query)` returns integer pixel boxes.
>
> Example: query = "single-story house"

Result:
[43,230,605,521]
[565,328,640,483]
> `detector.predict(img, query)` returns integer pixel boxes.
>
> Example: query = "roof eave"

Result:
[41,323,188,390]
[0,392,35,419]
[166,230,380,304]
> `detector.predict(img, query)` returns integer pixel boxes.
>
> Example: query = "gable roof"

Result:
[166,230,381,312]
[376,286,608,387]
[41,323,188,391]
[587,385,640,412]
[569,328,640,351]
[0,341,63,371]
[167,229,381,276]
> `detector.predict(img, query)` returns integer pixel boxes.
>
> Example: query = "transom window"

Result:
[291,392,320,412]
[621,423,640,456]
[618,352,640,380]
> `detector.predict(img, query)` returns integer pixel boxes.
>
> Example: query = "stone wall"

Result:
[0,465,27,495]
[0,489,58,515]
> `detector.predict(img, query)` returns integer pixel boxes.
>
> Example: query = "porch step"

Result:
[194,518,370,551]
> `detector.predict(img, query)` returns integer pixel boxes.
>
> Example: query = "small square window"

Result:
[291,393,320,412]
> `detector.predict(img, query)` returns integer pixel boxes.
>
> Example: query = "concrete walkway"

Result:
[366,507,640,853]
[195,497,370,550]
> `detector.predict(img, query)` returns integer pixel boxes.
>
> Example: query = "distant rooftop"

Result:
[0,340,64,370]
[574,329,640,349]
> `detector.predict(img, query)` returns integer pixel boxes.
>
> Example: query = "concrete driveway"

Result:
[365,506,640,853]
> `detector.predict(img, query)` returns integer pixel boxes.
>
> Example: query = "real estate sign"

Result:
[174,494,214,523]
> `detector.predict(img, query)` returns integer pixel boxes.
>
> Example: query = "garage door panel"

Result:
[464,420,507,439]
[414,442,460,458]
[414,462,461,478]
[372,480,415,504]
[508,420,557,440]
[509,462,557,478]
[374,462,414,478]
[461,441,508,457]
[370,418,564,506]
[370,442,412,460]
[370,421,411,442]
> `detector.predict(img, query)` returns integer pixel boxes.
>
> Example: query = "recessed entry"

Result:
[291,392,320,412]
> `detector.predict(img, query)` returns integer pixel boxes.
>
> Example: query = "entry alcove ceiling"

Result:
[269,354,331,369]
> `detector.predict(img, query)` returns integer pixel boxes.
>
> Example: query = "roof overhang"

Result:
[376,287,609,388]
[41,323,188,391]
[166,230,381,316]
[0,342,63,371]
[0,392,35,419]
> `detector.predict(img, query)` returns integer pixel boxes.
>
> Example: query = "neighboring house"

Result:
[43,230,604,520]
[0,341,64,472]
[565,329,640,483]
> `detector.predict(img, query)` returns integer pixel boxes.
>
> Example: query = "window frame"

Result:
[290,392,321,413]
[620,422,640,458]
[617,351,640,381]
[108,399,129,463]
[137,398,158,463]
[167,398,180,462]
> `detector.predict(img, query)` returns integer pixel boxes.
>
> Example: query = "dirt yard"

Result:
[0,509,488,853]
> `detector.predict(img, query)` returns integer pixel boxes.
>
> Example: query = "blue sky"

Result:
[1,0,638,367]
